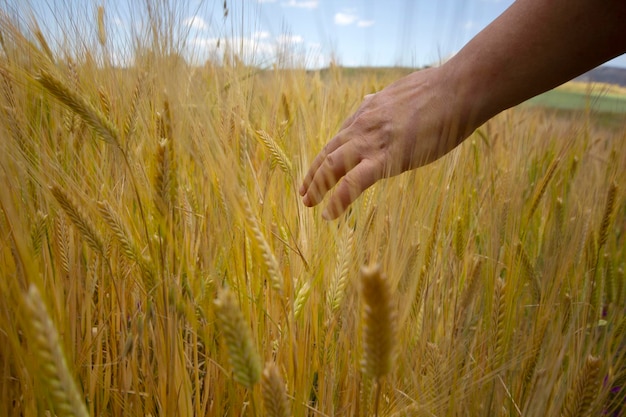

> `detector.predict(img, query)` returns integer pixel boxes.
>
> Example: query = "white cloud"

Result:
[334,10,372,27]
[276,34,304,44]
[334,12,358,25]
[357,20,374,28]
[184,16,207,31]
[188,32,313,66]
[253,31,271,40]
[282,0,318,9]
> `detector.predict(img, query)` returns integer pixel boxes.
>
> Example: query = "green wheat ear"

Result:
[214,287,262,389]
[23,284,90,417]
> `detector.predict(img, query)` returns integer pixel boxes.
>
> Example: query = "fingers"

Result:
[301,140,361,207]
[299,129,352,198]
[300,94,380,220]
[321,160,381,220]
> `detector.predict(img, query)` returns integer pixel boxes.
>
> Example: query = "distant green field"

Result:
[524,88,626,113]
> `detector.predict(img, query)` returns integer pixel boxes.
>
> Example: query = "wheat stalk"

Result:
[23,284,90,417]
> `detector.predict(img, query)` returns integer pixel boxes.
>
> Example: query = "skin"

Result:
[299,0,626,220]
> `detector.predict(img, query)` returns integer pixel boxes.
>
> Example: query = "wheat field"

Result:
[0,2,624,416]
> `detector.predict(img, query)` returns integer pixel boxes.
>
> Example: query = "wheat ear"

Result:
[30,211,48,254]
[491,277,507,370]
[327,227,354,314]
[154,138,177,215]
[23,284,90,417]
[122,72,145,140]
[410,204,441,319]
[527,157,560,220]
[51,185,104,256]
[424,342,443,406]
[360,264,396,379]
[457,257,483,324]
[255,129,293,176]
[454,215,466,260]
[36,69,120,148]
[293,280,311,322]
[242,196,284,294]
[520,319,548,403]
[262,362,291,417]
[516,242,541,302]
[560,355,601,417]
[214,287,262,389]
[96,200,153,283]
[96,6,106,47]
[598,181,617,249]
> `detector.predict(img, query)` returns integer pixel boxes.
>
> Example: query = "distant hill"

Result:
[574,65,626,87]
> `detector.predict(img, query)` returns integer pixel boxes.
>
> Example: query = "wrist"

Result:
[435,60,489,144]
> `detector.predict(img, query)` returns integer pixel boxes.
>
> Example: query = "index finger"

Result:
[299,130,350,197]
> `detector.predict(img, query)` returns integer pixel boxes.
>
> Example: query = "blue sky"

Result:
[16,0,626,69]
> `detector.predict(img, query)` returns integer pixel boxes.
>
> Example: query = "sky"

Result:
[12,0,626,69]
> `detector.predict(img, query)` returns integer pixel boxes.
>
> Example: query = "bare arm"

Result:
[451,0,626,125]
[300,0,626,220]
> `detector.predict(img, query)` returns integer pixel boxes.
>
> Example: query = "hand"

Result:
[299,67,474,220]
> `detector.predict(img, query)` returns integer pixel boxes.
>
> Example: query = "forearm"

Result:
[443,0,626,128]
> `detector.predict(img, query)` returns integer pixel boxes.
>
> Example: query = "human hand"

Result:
[299,67,475,220]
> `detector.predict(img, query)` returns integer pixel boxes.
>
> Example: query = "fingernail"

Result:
[302,195,310,206]
[322,209,331,221]
[299,185,305,196]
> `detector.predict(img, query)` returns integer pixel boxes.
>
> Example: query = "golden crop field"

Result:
[0,2,624,416]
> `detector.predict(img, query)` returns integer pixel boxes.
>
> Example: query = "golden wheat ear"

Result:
[560,355,602,417]
[360,264,397,379]
[214,287,262,389]
[23,284,89,417]
[262,362,291,417]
